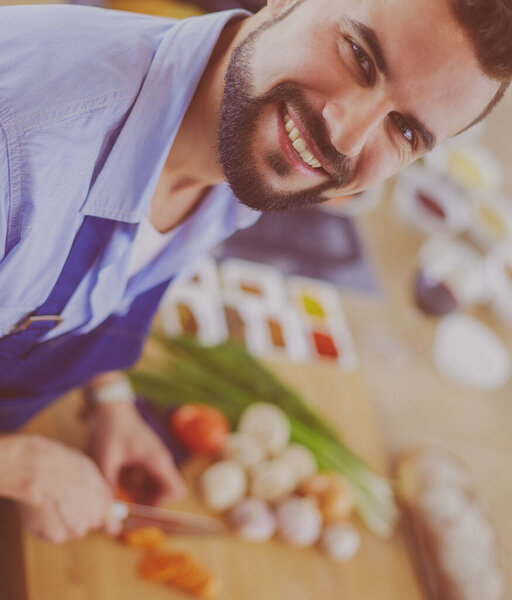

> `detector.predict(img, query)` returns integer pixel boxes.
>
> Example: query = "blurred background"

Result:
[1,0,512,598]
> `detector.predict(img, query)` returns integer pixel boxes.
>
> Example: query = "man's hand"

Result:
[87,401,187,505]
[0,434,117,543]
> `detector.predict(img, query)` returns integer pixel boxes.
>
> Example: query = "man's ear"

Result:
[267,0,296,18]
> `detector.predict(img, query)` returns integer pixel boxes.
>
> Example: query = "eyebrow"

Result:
[349,19,437,152]
[350,19,390,80]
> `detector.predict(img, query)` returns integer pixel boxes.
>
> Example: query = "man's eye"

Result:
[351,41,374,83]
[391,112,415,147]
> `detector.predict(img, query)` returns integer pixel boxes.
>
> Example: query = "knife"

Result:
[111,501,225,536]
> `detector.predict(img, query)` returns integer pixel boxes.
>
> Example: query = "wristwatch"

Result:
[87,376,136,404]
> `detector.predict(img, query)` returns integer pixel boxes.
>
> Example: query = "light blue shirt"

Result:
[0,5,258,341]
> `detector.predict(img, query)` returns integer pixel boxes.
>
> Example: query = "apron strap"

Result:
[0,216,117,356]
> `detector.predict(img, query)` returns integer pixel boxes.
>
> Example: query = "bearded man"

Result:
[0,0,510,542]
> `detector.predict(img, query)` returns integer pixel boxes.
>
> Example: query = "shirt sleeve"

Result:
[0,125,9,265]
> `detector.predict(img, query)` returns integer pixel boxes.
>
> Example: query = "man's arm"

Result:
[0,434,118,543]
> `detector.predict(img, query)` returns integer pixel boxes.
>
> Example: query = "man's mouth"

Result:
[283,112,322,169]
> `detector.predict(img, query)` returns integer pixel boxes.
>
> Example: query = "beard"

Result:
[217,8,353,213]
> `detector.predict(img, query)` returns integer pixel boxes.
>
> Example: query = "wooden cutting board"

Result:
[13,359,424,600]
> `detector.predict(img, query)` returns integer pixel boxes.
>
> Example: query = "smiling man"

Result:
[0,0,510,543]
[218,0,505,210]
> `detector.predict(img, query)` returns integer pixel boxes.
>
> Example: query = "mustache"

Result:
[260,84,354,187]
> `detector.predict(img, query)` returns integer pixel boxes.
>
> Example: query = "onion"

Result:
[298,474,354,523]
[238,403,290,457]
[200,460,247,512]
[277,443,317,484]
[250,459,297,502]
[276,497,322,547]
[222,432,266,469]
[229,497,277,543]
[320,523,361,562]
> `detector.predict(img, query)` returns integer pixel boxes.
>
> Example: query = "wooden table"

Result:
[1,361,424,600]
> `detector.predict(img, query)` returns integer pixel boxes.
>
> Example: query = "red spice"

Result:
[122,526,166,550]
[416,190,446,220]
[313,331,338,359]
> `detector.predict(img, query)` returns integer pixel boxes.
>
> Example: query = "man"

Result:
[0,0,510,543]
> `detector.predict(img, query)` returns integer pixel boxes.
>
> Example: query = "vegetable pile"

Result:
[196,402,360,559]
[128,335,398,539]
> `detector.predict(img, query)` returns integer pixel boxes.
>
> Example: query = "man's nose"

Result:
[322,94,391,158]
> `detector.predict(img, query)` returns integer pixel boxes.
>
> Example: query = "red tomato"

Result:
[169,404,230,455]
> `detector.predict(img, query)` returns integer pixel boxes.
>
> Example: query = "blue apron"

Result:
[0,216,171,432]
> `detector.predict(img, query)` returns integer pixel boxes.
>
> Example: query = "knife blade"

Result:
[111,501,225,536]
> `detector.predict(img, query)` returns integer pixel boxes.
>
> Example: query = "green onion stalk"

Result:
[128,335,398,538]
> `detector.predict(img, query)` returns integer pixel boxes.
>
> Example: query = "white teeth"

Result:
[288,127,300,142]
[283,113,321,169]
[292,138,307,153]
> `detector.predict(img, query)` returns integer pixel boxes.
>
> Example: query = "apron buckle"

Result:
[7,314,64,336]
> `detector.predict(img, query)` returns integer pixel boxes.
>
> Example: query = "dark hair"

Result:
[448,0,512,128]
[449,0,512,81]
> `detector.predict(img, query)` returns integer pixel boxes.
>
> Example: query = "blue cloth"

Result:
[0,4,258,343]
[0,215,169,430]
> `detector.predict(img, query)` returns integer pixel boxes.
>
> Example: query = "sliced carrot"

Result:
[139,552,192,582]
[138,551,220,598]
[122,526,166,550]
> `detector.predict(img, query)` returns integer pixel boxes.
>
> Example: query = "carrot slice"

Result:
[139,552,192,582]
[138,551,220,598]
[122,526,166,550]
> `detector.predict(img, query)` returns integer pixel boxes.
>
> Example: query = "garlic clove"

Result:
[222,432,266,469]
[229,497,277,543]
[277,443,317,484]
[238,403,290,457]
[200,460,247,512]
[320,523,361,562]
[250,459,297,503]
[276,496,323,548]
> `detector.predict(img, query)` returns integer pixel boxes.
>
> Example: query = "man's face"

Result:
[218,0,500,212]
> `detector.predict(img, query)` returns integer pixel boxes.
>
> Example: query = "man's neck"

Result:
[165,18,249,185]
[149,12,267,233]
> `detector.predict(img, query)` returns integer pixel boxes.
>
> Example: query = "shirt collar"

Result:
[80,9,250,223]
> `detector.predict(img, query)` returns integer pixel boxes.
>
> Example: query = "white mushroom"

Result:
[238,403,290,457]
[277,444,317,484]
[229,497,277,543]
[250,459,297,502]
[222,432,266,469]
[200,460,247,512]
[320,523,361,562]
[276,497,322,547]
